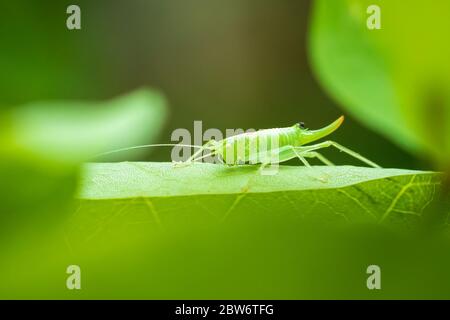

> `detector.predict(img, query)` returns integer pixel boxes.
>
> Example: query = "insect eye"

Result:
[298,122,306,129]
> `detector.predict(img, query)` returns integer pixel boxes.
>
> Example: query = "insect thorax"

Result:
[215,126,301,164]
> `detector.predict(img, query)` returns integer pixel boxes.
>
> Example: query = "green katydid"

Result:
[98,116,379,168]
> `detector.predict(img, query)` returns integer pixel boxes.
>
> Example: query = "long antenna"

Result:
[93,143,204,158]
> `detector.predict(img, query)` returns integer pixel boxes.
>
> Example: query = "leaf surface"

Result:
[76,163,441,230]
[1,163,447,299]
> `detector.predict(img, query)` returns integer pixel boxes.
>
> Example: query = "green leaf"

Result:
[1,88,167,163]
[309,0,450,166]
[75,163,440,231]
[1,163,448,299]
[0,88,167,235]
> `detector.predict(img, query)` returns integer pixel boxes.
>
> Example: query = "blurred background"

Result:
[1,0,450,299]
[0,0,419,168]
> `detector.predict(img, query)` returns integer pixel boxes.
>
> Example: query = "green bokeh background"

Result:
[1,0,417,168]
[1,0,449,299]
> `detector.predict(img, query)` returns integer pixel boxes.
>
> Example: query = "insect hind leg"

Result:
[297,140,380,168]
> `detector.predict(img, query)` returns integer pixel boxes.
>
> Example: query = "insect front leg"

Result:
[173,140,216,167]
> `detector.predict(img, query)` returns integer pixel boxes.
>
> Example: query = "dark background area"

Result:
[0,0,419,168]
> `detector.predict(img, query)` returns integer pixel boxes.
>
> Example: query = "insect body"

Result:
[97,116,379,168]
[184,116,379,168]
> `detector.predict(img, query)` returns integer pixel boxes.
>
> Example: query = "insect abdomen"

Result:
[216,127,299,164]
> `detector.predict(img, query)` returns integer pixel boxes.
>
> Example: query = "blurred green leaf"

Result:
[75,163,440,230]
[1,88,167,163]
[309,0,450,167]
[0,88,168,235]
[2,163,447,299]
